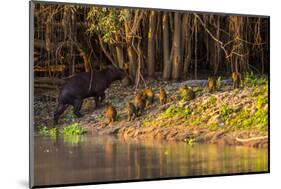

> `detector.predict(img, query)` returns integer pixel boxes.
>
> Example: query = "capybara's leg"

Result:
[73,99,83,117]
[95,92,105,108]
[94,96,100,108]
[54,103,68,124]
[99,92,105,102]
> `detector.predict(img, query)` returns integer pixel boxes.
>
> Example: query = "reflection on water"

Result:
[33,135,268,186]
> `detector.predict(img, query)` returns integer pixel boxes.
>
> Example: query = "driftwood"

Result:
[236,135,268,142]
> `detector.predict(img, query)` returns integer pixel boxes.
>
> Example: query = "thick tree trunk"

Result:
[147,10,156,78]
[162,12,171,80]
[172,12,182,80]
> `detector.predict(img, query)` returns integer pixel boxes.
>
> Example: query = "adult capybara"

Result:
[54,65,126,124]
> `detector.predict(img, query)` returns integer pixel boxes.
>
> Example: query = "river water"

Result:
[33,135,268,186]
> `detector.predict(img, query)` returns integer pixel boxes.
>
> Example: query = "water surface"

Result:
[33,135,268,186]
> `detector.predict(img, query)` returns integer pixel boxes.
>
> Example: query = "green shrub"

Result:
[220,105,234,118]
[60,123,85,136]
[244,72,268,87]
[37,125,57,138]
[163,106,191,119]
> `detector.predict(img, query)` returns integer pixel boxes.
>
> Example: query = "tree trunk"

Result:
[115,35,124,68]
[172,12,182,80]
[147,10,156,78]
[182,14,191,79]
[162,12,171,80]
[128,45,137,81]
[194,17,198,79]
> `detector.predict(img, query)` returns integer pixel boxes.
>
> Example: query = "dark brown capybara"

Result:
[54,65,125,124]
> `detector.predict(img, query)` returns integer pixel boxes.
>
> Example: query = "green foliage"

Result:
[208,96,217,105]
[191,118,202,126]
[163,106,191,119]
[227,107,268,132]
[95,114,103,121]
[216,76,222,89]
[184,137,195,146]
[60,123,85,136]
[87,8,130,43]
[244,72,268,87]
[194,87,204,96]
[37,125,57,138]
[208,123,221,131]
[256,95,268,109]
[142,115,154,127]
[65,111,77,121]
[197,96,217,113]
[219,105,234,118]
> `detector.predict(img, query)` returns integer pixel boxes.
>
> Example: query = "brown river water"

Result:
[33,135,268,187]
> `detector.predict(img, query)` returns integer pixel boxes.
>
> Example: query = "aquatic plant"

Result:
[184,137,196,146]
[37,125,57,138]
[60,123,85,136]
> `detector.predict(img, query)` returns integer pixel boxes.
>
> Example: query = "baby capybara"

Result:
[54,65,125,124]
[127,102,137,121]
[232,72,243,89]
[159,87,167,105]
[134,93,145,116]
[143,88,154,107]
[208,76,216,93]
[179,85,195,101]
[105,104,117,125]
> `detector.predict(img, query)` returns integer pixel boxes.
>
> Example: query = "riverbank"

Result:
[34,75,268,148]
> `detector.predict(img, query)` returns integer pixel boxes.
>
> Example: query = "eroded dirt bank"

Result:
[34,78,268,148]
